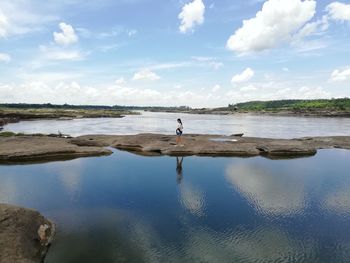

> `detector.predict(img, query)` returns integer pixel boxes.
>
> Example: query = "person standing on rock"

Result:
[176,118,184,146]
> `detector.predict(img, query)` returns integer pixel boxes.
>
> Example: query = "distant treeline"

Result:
[0,103,192,111]
[229,98,350,111]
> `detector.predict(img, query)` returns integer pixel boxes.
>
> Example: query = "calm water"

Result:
[1,149,350,262]
[4,111,350,138]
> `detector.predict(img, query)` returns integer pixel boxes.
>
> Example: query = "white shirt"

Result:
[177,123,183,131]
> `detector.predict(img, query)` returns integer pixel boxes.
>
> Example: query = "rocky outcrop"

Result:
[73,134,350,159]
[0,135,112,163]
[0,204,55,263]
[0,134,349,163]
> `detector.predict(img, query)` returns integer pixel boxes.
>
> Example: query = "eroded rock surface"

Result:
[72,134,350,159]
[0,135,112,163]
[0,204,55,263]
[0,134,349,163]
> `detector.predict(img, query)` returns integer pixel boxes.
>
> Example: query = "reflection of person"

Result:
[176,157,184,184]
[176,118,184,146]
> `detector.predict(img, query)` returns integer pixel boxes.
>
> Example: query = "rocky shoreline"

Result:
[0,133,349,163]
[0,204,55,263]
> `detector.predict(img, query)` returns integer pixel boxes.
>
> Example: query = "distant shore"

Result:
[0,107,138,130]
[145,108,350,117]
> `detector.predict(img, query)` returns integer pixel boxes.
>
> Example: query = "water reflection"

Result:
[53,160,83,200]
[225,163,305,216]
[0,150,349,262]
[176,157,184,184]
[176,157,205,217]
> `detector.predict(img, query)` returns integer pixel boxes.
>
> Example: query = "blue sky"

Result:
[0,0,350,107]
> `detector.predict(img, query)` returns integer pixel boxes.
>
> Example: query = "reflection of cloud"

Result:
[179,183,205,217]
[46,207,317,262]
[324,188,350,214]
[179,226,314,263]
[56,160,83,198]
[226,164,305,215]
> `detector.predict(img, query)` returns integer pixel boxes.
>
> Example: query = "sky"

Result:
[0,0,350,108]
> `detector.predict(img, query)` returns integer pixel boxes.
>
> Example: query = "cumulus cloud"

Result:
[0,80,223,108]
[330,67,350,82]
[0,52,11,62]
[326,2,350,21]
[226,0,316,53]
[133,69,160,81]
[179,0,205,33]
[54,22,79,46]
[226,82,331,103]
[231,68,255,83]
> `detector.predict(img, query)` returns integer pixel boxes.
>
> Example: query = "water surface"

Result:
[0,150,350,262]
[4,111,350,138]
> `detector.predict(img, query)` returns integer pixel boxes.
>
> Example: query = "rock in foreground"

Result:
[0,204,55,263]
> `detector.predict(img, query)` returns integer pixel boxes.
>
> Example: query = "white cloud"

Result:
[226,0,316,53]
[0,11,9,37]
[330,67,350,82]
[326,2,350,21]
[0,81,222,108]
[54,22,79,46]
[240,84,257,92]
[226,82,331,103]
[212,84,221,92]
[40,45,85,61]
[115,77,126,85]
[133,69,160,81]
[282,67,289,72]
[179,0,205,33]
[0,52,11,62]
[0,2,58,37]
[232,68,255,83]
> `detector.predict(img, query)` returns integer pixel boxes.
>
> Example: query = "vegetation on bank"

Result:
[228,98,350,112]
[0,103,190,111]
[1,99,350,117]
[0,106,138,120]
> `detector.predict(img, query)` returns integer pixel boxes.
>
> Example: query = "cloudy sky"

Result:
[0,0,349,107]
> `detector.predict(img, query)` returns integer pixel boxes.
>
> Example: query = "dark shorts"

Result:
[176,129,183,136]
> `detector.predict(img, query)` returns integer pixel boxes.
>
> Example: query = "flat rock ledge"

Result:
[71,133,350,159]
[0,204,55,263]
[0,135,112,163]
[1,134,350,163]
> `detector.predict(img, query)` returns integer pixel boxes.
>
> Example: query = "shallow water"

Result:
[1,149,350,262]
[4,111,350,138]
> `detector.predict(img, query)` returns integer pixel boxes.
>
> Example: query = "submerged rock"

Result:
[0,204,55,263]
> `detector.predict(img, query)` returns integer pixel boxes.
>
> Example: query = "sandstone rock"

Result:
[0,204,55,263]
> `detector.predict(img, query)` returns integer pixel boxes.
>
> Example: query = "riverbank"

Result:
[0,204,55,263]
[0,108,138,130]
[146,108,350,117]
[1,133,349,163]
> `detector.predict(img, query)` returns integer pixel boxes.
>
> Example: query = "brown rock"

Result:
[0,204,55,263]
